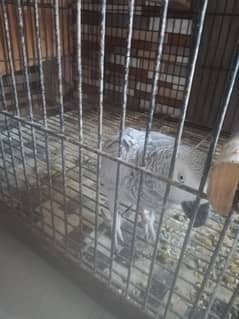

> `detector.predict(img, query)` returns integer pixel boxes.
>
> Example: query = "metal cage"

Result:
[0,1,238,319]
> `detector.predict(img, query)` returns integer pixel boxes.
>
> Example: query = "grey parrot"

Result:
[100,128,209,247]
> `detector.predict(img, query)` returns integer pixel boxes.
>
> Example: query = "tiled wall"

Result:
[73,0,194,119]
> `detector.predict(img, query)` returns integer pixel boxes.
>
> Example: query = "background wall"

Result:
[0,0,238,133]
[73,0,193,119]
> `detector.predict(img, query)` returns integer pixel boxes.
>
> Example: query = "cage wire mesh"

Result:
[0,1,239,319]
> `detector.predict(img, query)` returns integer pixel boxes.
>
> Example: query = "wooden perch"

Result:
[208,135,239,216]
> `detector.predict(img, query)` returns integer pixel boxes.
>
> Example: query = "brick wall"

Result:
[73,0,194,119]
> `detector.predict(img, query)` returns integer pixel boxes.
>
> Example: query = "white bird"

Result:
[100,128,209,247]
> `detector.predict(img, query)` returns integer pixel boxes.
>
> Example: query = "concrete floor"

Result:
[0,226,116,319]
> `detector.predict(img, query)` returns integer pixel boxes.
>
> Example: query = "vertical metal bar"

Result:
[192,0,226,123]
[68,3,72,103]
[165,18,191,113]
[190,209,234,318]
[33,0,47,126]
[135,5,171,115]
[61,1,65,87]
[54,0,68,240]
[125,0,169,296]
[1,0,29,193]
[54,0,65,132]
[0,75,18,191]
[17,0,34,118]
[76,0,84,261]
[164,50,239,319]
[200,0,237,125]
[144,0,209,309]
[34,0,56,239]
[223,283,239,319]
[203,209,239,319]
[17,0,43,226]
[42,5,49,60]
[94,0,107,271]
[30,5,37,66]
[118,0,135,138]
[0,1,18,189]
[134,7,170,112]
[0,129,12,207]
[0,165,4,199]
[1,0,21,117]
[108,0,135,282]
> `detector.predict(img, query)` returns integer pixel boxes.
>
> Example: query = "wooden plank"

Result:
[208,136,239,215]
[0,7,8,74]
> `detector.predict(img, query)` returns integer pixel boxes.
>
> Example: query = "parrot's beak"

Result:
[181,201,210,227]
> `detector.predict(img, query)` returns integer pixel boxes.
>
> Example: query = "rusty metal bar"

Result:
[191,209,234,318]
[145,0,209,312]
[94,0,107,271]
[203,209,239,319]
[17,0,44,229]
[76,0,84,262]
[34,0,56,240]
[166,49,239,319]
[1,0,29,200]
[0,74,18,191]
[125,0,170,297]
[223,283,239,319]
[0,129,12,205]
[108,0,135,283]
[54,0,68,240]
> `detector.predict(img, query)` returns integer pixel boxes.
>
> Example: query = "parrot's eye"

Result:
[178,174,185,183]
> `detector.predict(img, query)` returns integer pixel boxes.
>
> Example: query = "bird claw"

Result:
[144,223,156,241]
[113,231,124,253]
[117,228,124,243]
[144,224,150,241]
[143,210,156,242]
[150,227,156,241]
[112,215,125,251]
